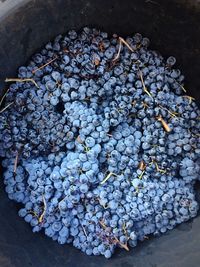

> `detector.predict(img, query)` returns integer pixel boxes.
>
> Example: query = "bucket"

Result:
[0,1,200,266]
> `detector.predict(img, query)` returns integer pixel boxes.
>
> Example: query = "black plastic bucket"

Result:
[0,1,200,267]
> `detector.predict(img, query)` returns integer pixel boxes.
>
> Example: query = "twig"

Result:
[14,151,19,174]
[58,195,68,205]
[135,186,139,193]
[100,172,117,185]
[99,220,107,229]
[0,88,9,107]
[179,84,187,93]
[138,170,145,179]
[154,161,166,174]
[81,224,88,237]
[157,115,171,132]
[113,37,134,62]
[76,136,89,151]
[122,223,129,241]
[142,101,149,109]
[32,56,58,74]
[175,80,187,93]
[5,78,39,88]
[139,70,153,98]
[0,102,14,113]
[83,145,90,152]
[99,220,129,251]
[119,37,134,52]
[182,95,195,104]
[159,105,178,118]
[29,210,39,218]
[113,39,122,62]
[113,236,129,251]
[39,195,47,223]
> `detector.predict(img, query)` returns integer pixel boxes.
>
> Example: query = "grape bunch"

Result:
[0,27,200,258]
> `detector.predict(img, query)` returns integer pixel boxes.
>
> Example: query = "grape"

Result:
[1,27,200,259]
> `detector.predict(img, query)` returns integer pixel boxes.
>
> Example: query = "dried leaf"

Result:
[98,42,105,52]
[139,161,146,171]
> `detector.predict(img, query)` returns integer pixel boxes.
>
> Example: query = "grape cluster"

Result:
[0,27,200,258]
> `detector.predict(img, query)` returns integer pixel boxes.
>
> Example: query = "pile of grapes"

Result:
[0,28,200,258]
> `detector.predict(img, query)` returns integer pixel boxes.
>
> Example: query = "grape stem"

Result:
[32,56,58,74]
[81,223,88,237]
[159,105,178,118]
[151,160,167,174]
[174,80,187,93]
[100,172,117,185]
[113,37,134,62]
[29,210,39,218]
[138,170,145,179]
[182,95,195,104]
[157,115,171,132]
[99,220,129,251]
[13,151,19,174]
[139,70,153,99]
[39,195,47,223]
[0,88,9,107]
[0,102,14,113]
[5,78,39,88]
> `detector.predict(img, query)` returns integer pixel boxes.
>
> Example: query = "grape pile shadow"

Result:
[0,28,200,258]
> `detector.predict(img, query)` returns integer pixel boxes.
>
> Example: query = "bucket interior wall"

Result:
[0,0,200,266]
